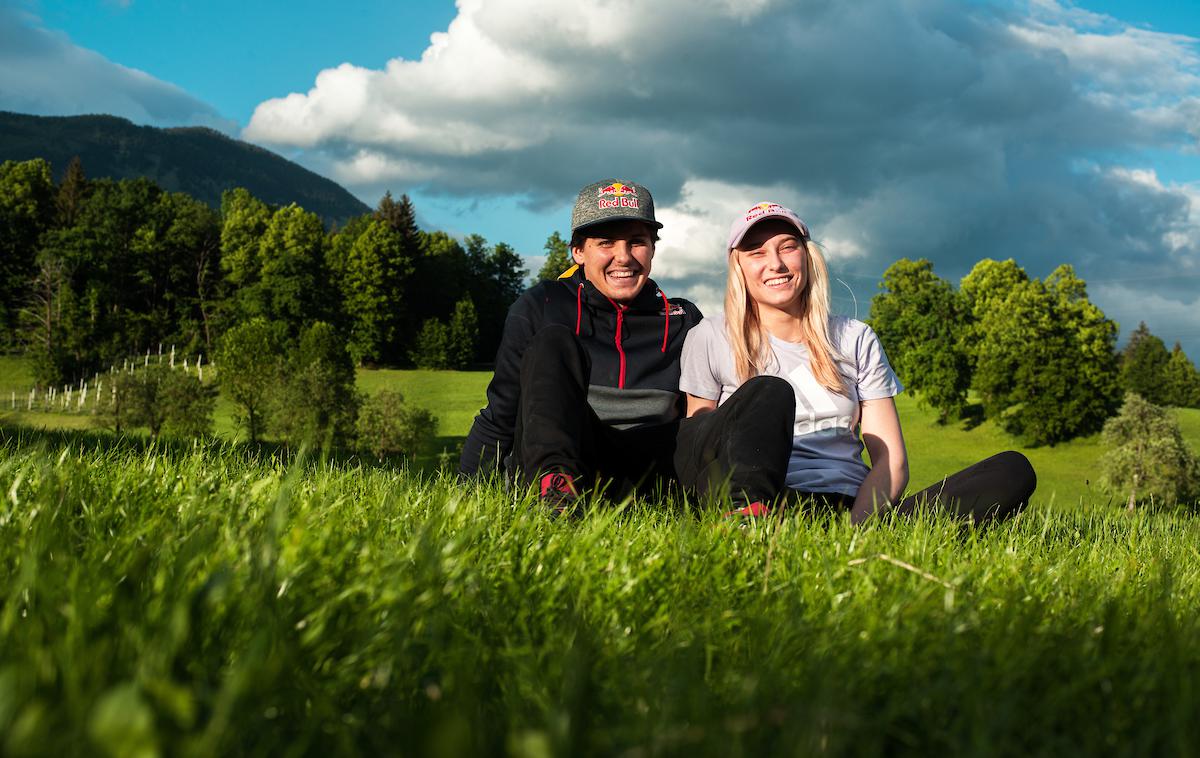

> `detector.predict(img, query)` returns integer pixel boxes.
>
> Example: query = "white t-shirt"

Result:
[679,314,903,497]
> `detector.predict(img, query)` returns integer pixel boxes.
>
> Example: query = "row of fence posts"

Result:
[7,344,214,414]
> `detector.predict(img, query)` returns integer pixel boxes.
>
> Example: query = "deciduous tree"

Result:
[272,321,360,448]
[961,261,1119,445]
[869,259,969,422]
[215,317,285,443]
[0,158,55,343]
[537,231,572,282]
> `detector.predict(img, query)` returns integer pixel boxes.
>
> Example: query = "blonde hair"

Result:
[724,239,845,393]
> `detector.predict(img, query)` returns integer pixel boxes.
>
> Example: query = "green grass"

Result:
[2,429,1200,755]
[0,355,33,392]
[354,366,490,444]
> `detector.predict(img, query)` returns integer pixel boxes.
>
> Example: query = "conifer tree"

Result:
[1101,393,1200,509]
[448,297,478,369]
[56,156,87,227]
[1164,342,1200,408]
[1118,322,1172,405]
[343,218,412,365]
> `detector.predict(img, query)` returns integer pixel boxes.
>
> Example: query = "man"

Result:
[459,179,793,516]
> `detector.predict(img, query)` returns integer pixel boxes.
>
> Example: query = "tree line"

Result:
[0,156,529,387]
[870,258,1200,446]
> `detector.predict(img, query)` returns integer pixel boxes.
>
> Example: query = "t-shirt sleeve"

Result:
[855,323,904,400]
[679,319,723,400]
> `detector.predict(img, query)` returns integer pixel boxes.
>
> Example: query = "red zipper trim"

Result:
[604,295,628,389]
[659,290,670,353]
[574,284,583,335]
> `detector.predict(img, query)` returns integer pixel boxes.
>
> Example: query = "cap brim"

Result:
[573,215,665,233]
[728,213,808,250]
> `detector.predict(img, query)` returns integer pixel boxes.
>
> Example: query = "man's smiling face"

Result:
[571,219,656,305]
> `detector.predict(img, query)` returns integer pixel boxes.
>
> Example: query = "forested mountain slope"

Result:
[0,111,369,224]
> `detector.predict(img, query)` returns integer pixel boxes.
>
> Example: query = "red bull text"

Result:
[597,182,640,209]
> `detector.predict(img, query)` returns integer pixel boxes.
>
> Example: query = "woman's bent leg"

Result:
[674,375,794,508]
[896,451,1036,524]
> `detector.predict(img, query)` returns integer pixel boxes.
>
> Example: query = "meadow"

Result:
[2,356,1200,755]
[3,355,1196,506]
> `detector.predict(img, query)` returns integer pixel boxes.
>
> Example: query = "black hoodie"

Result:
[459,267,703,475]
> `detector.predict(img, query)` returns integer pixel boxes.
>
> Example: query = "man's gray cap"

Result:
[570,179,663,234]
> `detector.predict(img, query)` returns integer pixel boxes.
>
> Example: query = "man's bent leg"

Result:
[674,375,794,508]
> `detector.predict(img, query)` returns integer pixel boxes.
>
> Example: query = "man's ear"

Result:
[571,247,585,265]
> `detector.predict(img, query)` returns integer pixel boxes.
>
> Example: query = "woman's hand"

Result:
[851,397,909,524]
[686,394,717,418]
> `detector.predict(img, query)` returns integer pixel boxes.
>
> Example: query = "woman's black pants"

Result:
[801,451,1037,524]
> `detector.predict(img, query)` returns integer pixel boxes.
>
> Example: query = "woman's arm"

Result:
[686,394,717,418]
[850,397,909,524]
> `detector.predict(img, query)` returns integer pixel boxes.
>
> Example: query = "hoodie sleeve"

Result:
[458,288,543,476]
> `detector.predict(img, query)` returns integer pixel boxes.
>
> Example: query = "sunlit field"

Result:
[3,356,1200,754]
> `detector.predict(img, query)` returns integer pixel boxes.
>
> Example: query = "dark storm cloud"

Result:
[245,0,1200,352]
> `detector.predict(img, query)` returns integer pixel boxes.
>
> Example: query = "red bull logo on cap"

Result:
[597,182,640,210]
[745,202,786,222]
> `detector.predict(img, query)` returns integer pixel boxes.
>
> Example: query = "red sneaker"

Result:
[723,501,771,520]
[540,472,580,519]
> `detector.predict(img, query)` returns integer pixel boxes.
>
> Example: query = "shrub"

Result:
[1100,393,1200,509]
[356,389,437,461]
[98,365,215,437]
[159,369,217,438]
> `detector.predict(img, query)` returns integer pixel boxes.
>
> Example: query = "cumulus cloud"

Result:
[0,3,232,131]
[246,0,1200,353]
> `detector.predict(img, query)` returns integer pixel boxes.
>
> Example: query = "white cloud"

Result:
[0,4,232,131]
[244,0,1200,354]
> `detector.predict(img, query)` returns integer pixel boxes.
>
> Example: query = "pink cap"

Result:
[727,202,810,251]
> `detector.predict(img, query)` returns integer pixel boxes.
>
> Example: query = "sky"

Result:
[3,0,1200,356]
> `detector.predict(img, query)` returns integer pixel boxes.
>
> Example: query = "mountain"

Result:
[0,111,371,225]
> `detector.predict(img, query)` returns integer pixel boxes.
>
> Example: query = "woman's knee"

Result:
[995,450,1037,500]
[737,375,795,416]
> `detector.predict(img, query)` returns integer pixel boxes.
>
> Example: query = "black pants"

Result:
[512,326,794,505]
[797,451,1037,524]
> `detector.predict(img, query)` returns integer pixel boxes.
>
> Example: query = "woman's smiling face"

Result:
[734,219,808,314]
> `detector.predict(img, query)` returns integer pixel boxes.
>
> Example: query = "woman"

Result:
[679,202,1035,524]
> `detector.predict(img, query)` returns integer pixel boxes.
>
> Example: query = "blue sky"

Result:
[4,0,1200,354]
[35,0,459,126]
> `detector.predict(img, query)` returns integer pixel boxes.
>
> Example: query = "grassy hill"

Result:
[0,111,370,225]
[2,355,1197,508]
